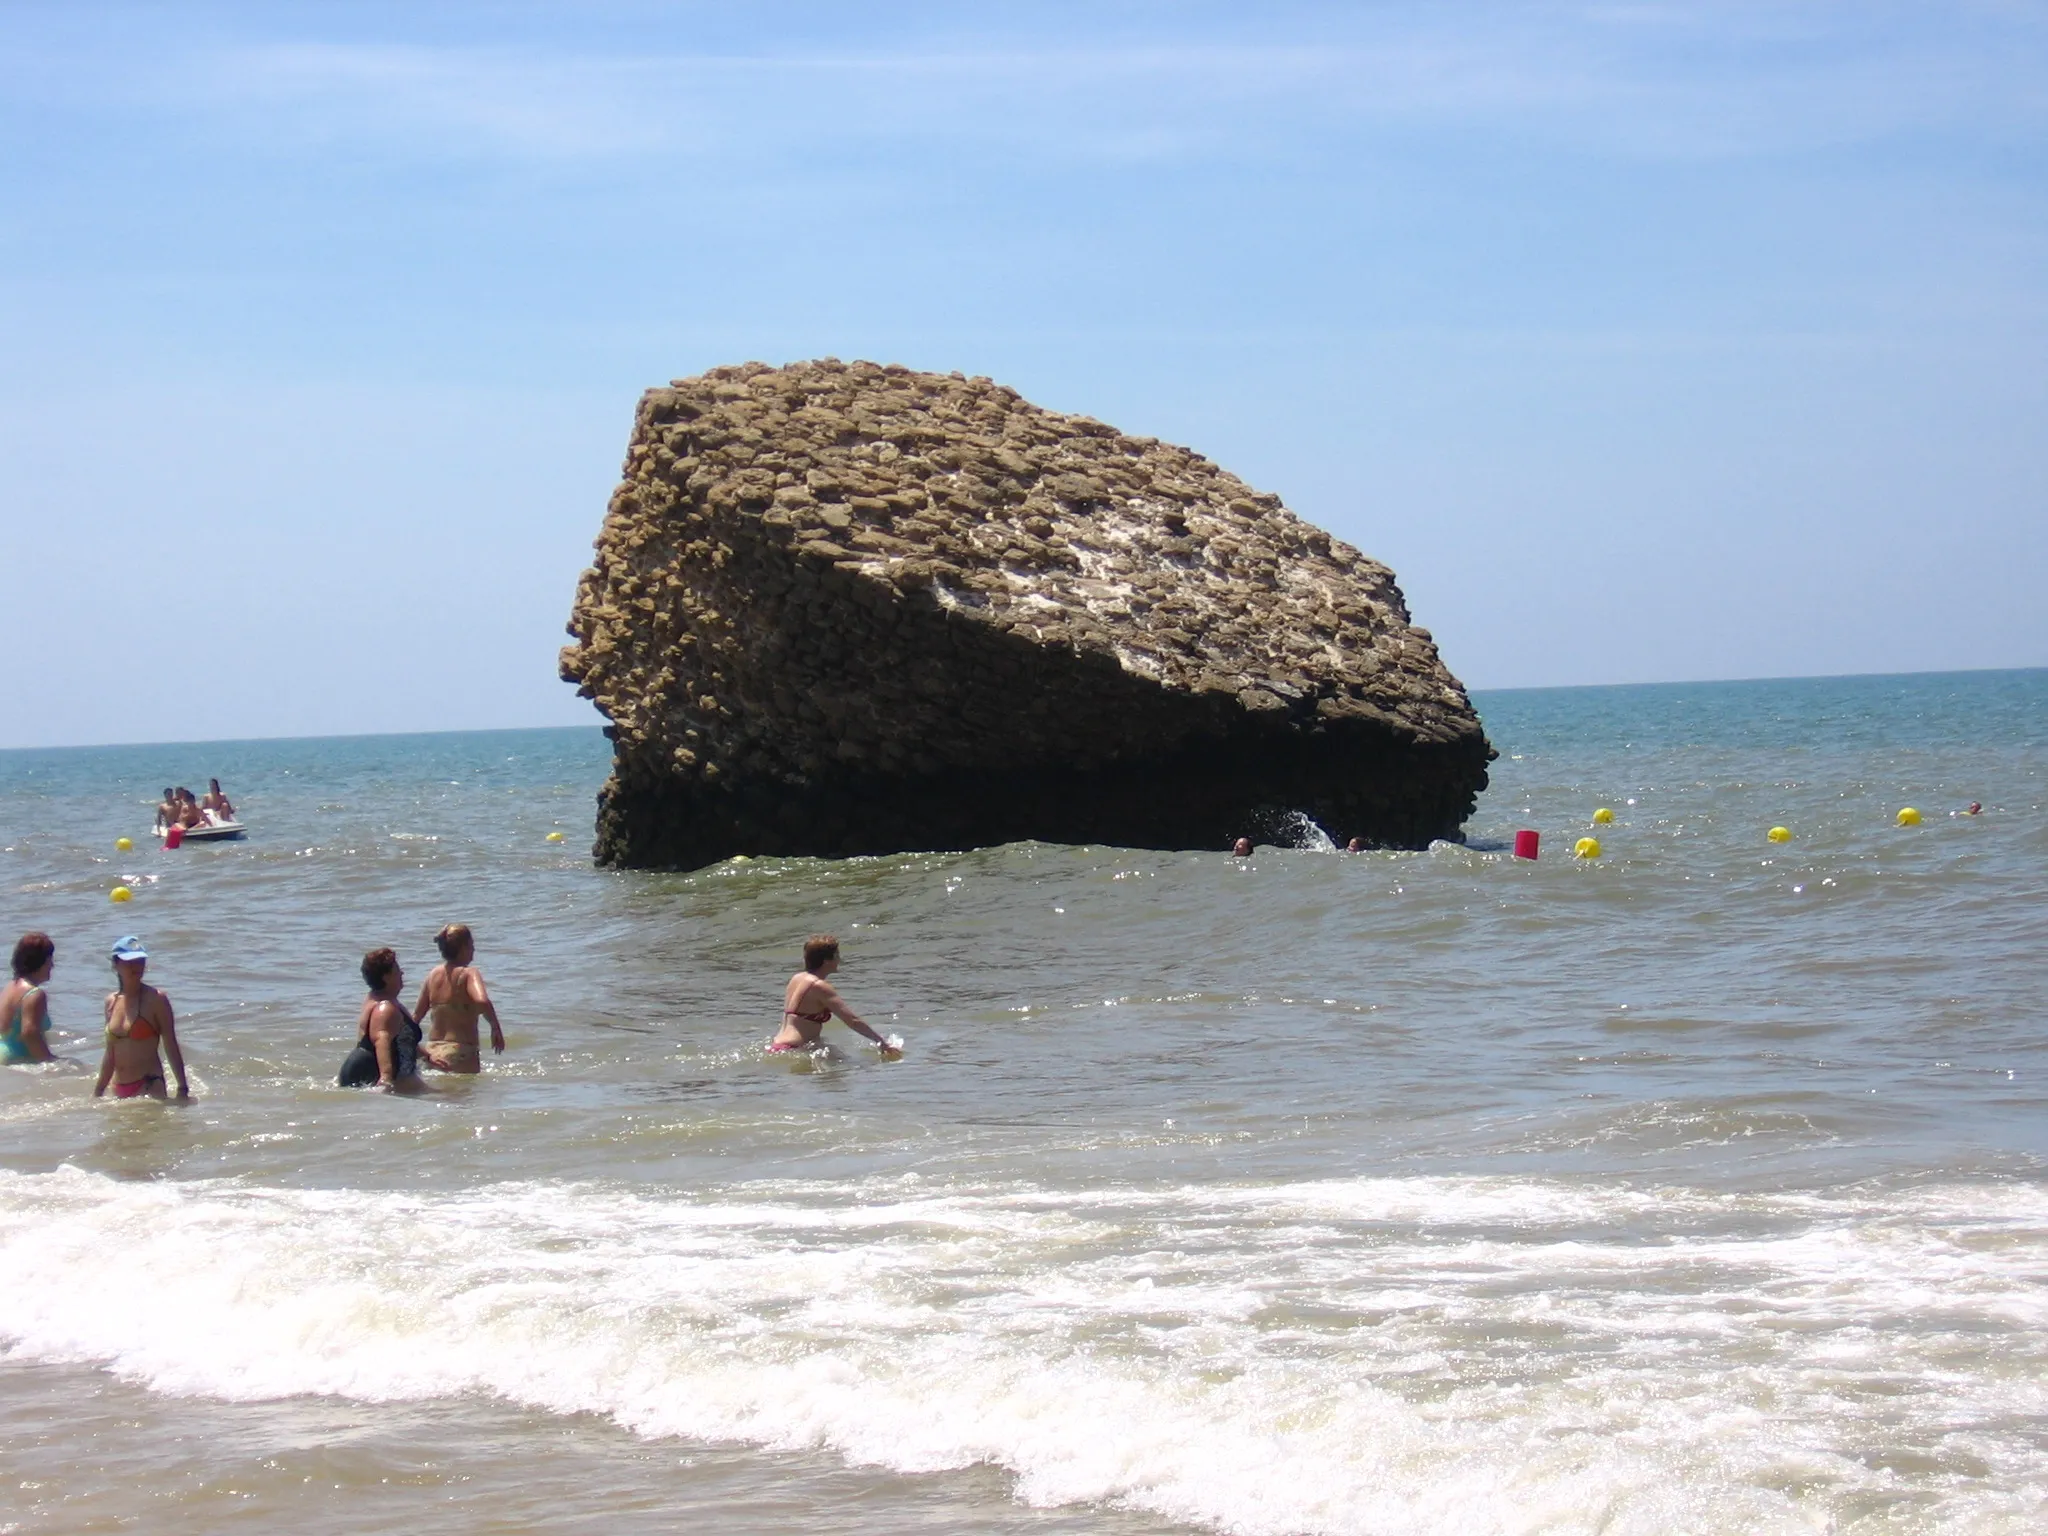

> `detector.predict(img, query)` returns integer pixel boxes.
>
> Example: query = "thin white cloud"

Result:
[171,37,1590,163]
[11,5,2041,169]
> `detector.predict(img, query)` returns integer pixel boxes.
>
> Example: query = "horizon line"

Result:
[2,664,2040,756]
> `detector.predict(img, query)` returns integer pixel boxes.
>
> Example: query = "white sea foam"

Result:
[2,1167,2045,1534]
[1273,811,1337,852]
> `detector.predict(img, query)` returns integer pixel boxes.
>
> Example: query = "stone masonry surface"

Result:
[561,359,1493,869]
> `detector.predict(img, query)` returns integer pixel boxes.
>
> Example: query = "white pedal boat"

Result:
[154,820,247,842]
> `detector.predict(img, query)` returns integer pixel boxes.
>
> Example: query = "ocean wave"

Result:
[2,1167,2044,1535]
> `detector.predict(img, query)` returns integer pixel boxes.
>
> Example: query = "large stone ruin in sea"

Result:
[560,360,1493,869]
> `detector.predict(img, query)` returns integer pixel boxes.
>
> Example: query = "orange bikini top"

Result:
[107,996,160,1043]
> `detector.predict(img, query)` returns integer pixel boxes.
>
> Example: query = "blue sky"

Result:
[3,1,2044,747]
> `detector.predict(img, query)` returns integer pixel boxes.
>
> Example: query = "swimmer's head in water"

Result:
[361,947,400,991]
[804,933,840,971]
[1968,802,1983,815]
[434,923,474,962]
[1232,838,1253,857]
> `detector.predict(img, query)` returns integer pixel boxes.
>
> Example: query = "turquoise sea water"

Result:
[1,669,2044,1534]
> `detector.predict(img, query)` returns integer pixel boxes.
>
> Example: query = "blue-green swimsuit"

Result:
[1,985,44,1063]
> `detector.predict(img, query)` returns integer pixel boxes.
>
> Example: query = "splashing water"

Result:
[1274,809,1338,851]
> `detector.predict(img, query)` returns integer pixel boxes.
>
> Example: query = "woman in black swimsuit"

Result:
[339,947,424,1090]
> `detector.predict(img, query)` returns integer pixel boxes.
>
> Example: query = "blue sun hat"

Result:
[110,935,148,962]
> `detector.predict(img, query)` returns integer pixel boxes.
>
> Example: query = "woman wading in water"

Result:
[772,934,898,1055]
[95,937,190,1100]
[3,932,57,1065]
[339,948,424,1091]
[410,923,504,1073]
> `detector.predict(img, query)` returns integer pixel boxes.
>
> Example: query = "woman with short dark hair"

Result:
[772,934,898,1055]
[338,948,424,1091]
[2,932,57,1064]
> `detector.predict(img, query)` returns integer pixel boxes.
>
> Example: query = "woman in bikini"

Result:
[771,934,898,1055]
[3,932,57,1065]
[338,948,425,1091]
[200,779,235,824]
[94,936,190,1100]
[410,923,504,1073]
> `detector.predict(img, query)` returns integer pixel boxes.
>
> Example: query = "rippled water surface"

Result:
[2,670,2044,1534]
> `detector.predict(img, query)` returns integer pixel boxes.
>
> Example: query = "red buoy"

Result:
[164,825,184,849]
[1513,829,1539,860]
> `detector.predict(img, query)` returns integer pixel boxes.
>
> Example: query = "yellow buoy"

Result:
[1592,807,1614,825]
[545,831,566,842]
[1897,807,1922,827]
[115,836,133,852]
[1573,837,1602,859]
[110,885,133,903]
[1767,826,1791,843]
